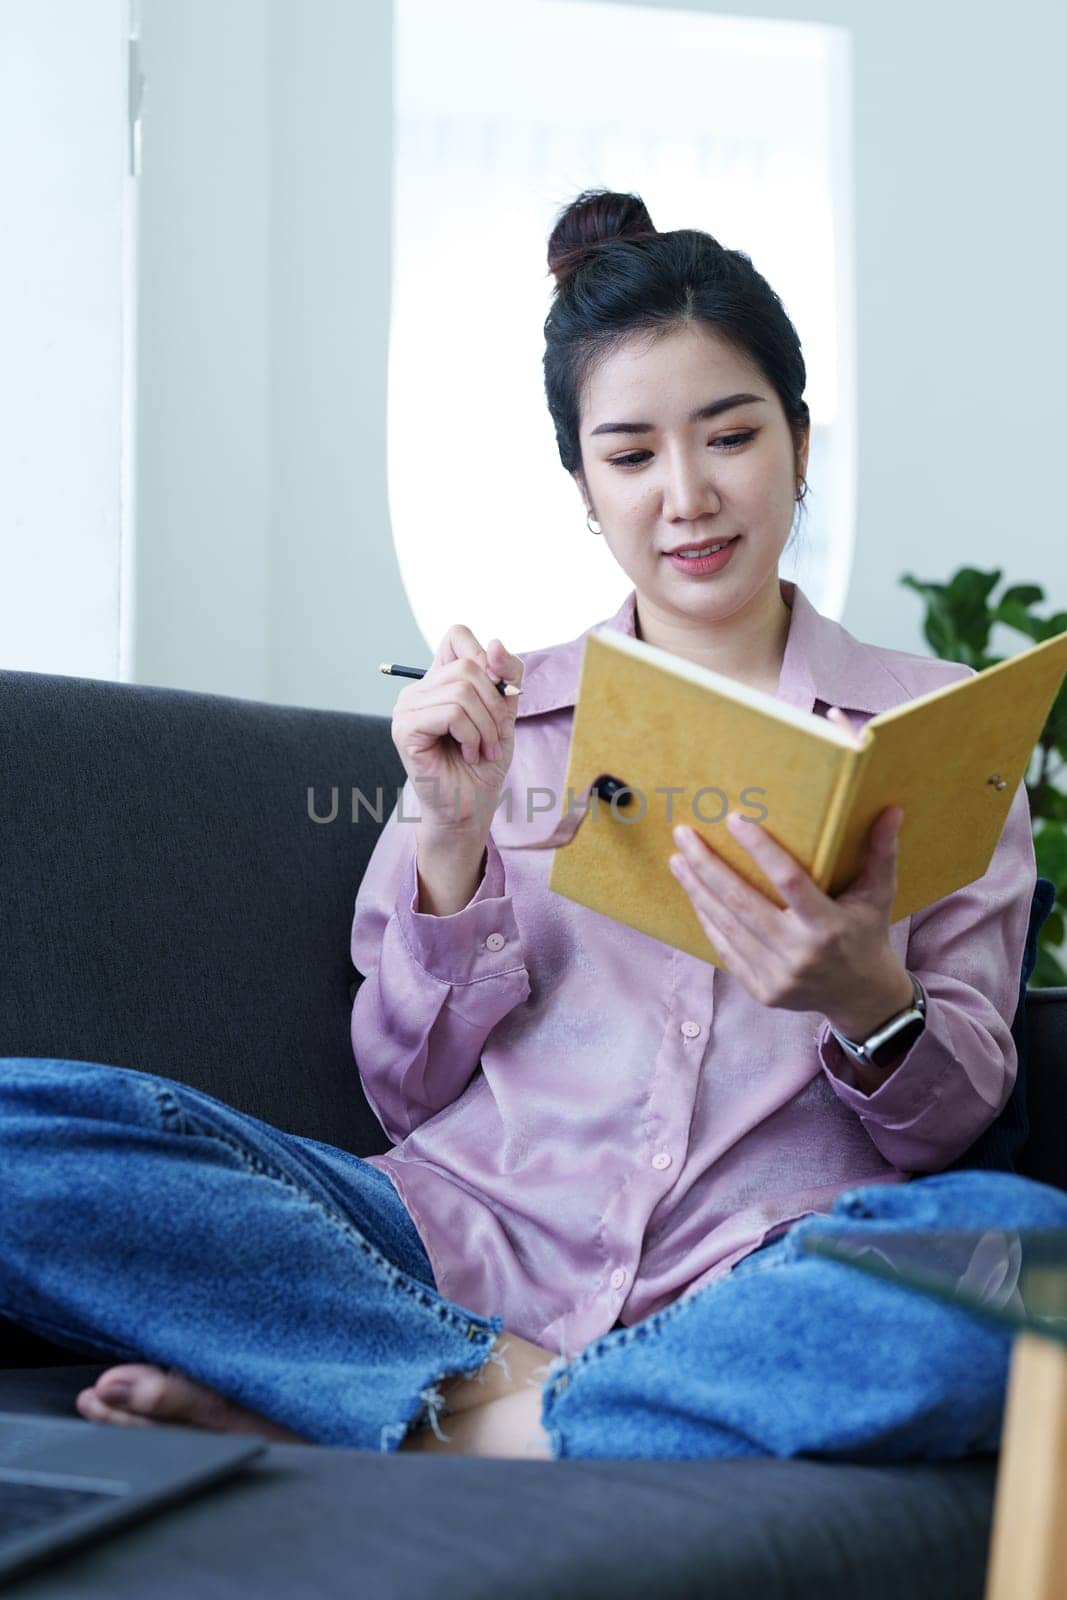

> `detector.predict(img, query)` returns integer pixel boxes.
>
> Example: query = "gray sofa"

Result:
[1,664,1065,1600]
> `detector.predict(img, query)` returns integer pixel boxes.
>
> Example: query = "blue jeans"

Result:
[4,1057,1067,1460]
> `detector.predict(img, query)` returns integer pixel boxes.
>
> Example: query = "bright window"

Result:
[391,0,854,651]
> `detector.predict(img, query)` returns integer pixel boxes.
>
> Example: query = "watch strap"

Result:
[828,974,926,1070]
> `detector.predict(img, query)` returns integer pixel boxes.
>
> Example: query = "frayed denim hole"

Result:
[407,1381,453,1444]
[424,1335,513,1423]
[381,1337,506,1452]
[171,1111,498,1343]
[477,1335,514,1383]
[379,1420,410,1452]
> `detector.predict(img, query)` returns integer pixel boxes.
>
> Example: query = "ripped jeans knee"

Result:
[389,1328,520,1449]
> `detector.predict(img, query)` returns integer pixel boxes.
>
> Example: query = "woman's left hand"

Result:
[667,717,914,1040]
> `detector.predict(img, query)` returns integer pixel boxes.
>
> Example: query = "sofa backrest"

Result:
[0,668,1063,1171]
[1,668,401,1158]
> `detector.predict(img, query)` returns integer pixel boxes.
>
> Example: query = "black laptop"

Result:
[0,1411,266,1587]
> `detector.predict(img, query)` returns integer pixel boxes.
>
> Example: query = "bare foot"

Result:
[75,1329,561,1452]
[75,1364,307,1443]
[400,1383,553,1458]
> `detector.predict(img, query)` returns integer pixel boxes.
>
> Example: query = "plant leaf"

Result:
[1036,785,1067,823]
[992,599,1045,641]
[1034,823,1067,893]
[1031,944,1067,988]
[998,584,1045,609]
[944,568,999,657]
[1037,610,1067,642]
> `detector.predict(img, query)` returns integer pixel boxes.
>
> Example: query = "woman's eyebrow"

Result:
[588,393,766,437]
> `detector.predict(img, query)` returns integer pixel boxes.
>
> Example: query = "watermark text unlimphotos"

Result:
[307,780,769,827]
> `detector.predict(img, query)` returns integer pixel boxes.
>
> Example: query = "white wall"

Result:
[14,1,1062,703]
[134,0,271,697]
[133,0,413,707]
[613,0,1067,663]
[0,0,128,680]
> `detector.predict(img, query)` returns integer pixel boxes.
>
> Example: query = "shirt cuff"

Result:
[395,833,526,988]
[816,994,955,1129]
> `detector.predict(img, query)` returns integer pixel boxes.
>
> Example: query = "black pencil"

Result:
[378,662,521,697]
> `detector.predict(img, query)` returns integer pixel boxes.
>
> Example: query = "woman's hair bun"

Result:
[547,189,657,291]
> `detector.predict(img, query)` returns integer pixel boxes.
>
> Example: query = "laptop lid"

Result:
[0,1411,267,1587]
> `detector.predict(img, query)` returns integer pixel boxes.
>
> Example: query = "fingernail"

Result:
[102,1381,132,1404]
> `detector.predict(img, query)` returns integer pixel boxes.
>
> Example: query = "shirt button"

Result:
[484,932,506,951]
[680,1021,701,1038]
[651,1151,672,1169]
[610,1268,627,1290]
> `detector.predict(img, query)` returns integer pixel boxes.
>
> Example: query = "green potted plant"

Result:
[900,567,1067,986]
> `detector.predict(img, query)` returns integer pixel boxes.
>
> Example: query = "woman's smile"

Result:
[663,535,741,576]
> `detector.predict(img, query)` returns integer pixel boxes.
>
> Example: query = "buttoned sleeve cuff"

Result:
[817,1003,952,1124]
[394,832,526,988]
[816,974,1021,1171]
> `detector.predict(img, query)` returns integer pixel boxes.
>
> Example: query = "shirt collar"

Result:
[516,580,919,720]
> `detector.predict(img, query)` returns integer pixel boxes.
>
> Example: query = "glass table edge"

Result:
[798,1227,1067,1349]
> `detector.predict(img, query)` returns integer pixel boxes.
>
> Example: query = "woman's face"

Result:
[576,321,808,634]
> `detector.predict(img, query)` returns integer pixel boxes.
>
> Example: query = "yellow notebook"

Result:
[546,627,1067,967]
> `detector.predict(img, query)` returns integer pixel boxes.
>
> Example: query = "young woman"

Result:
[4,190,1065,1463]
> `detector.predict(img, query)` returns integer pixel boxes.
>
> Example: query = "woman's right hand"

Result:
[390,626,524,835]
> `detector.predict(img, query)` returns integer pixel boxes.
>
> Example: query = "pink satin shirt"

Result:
[350,579,1035,1358]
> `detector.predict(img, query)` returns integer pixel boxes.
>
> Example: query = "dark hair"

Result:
[543,189,810,492]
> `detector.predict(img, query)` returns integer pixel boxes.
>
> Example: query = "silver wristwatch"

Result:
[827,974,926,1070]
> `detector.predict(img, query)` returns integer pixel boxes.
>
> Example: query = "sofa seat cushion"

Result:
[0,1366,998,1600]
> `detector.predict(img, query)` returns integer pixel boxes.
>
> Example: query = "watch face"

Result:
[868,1017,925,1069]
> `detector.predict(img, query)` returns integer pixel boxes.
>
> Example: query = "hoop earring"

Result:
[586,510,602,535]
[795,478,809,504]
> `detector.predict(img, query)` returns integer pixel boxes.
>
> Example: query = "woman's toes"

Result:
[138,1370,247,1430]
[75,1381,154,1428]
[86,1364,170,1421]
[79,1362,306,1442]
[102,1364,236,1428]
[76,1363,215,1429]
